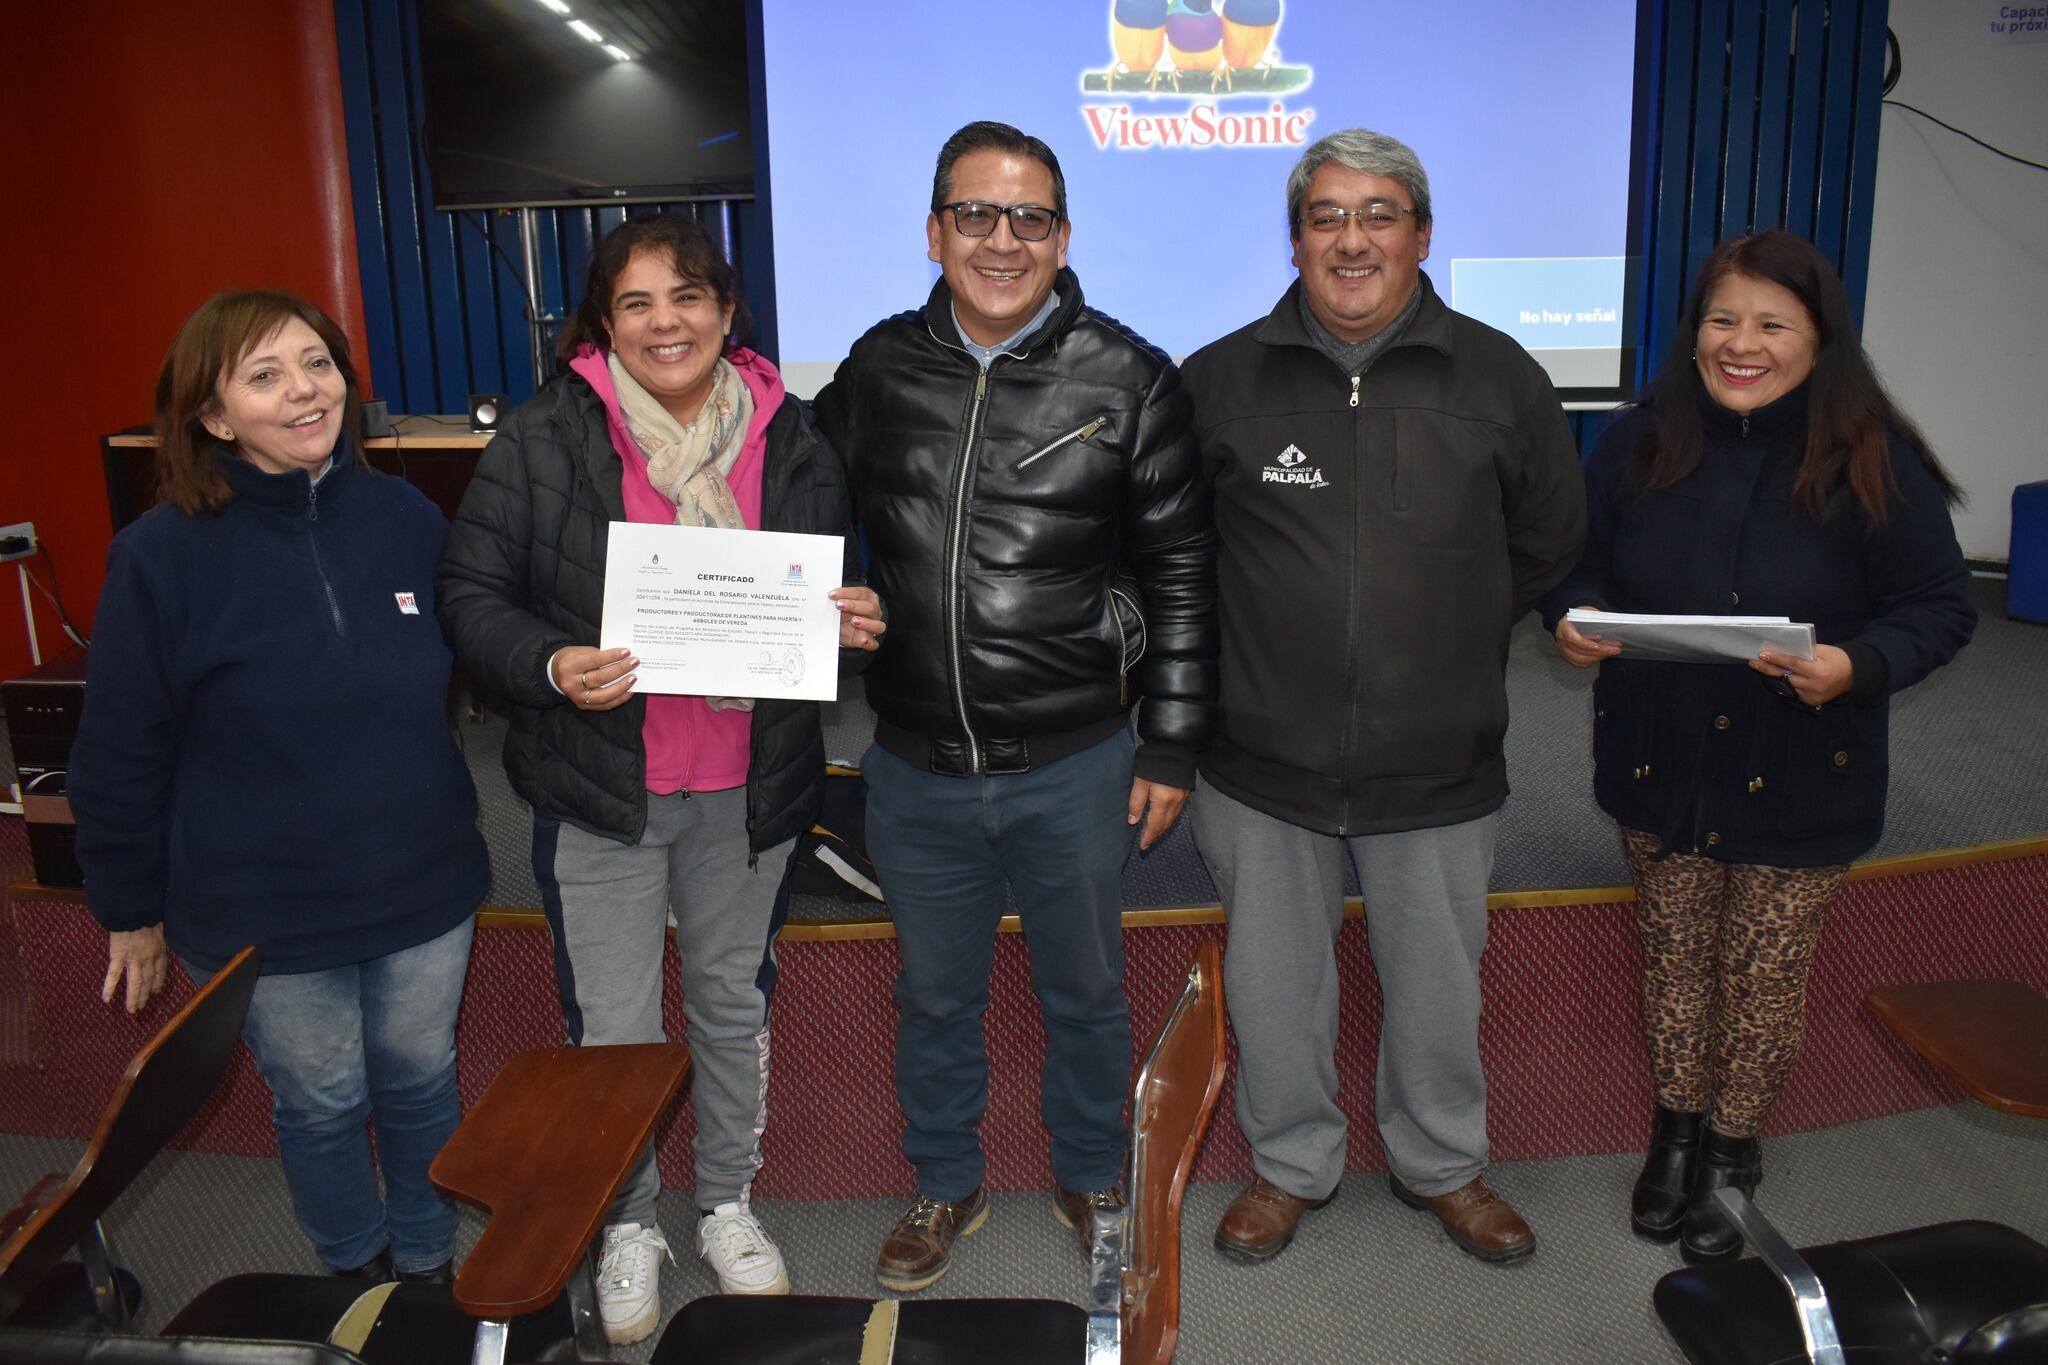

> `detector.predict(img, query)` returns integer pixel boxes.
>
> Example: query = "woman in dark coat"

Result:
[436,215,879,1342]
[1542,230,1974,1263]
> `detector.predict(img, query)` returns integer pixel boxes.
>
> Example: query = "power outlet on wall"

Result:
[0,522,36,563]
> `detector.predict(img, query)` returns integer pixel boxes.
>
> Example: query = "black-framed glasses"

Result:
[941,200,1062,242]
[1301,201,1418,234]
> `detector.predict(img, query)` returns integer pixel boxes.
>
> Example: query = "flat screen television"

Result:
[418,0,754,209]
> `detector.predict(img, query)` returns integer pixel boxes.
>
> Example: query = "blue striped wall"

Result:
[1638,0,1890,369]
[334,0,1889,439]
[1570,0,1890,450]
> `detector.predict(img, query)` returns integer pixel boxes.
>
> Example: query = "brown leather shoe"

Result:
[1051,1185,1126,1257]
[1389,1174,1535,1263]
[874,1188,989,1292]
[1213,1176,1335,1261]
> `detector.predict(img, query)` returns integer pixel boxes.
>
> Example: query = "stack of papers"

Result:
[1565,609,1815,665]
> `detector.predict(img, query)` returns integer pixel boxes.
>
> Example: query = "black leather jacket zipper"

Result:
[923,322,1043,776]
[1013,414,1109,472]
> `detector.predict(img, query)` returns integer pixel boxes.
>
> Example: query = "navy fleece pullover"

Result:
[71,444,488,974]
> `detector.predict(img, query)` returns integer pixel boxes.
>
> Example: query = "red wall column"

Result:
[0,0,370,683]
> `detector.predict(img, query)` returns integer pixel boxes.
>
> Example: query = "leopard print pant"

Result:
[1621,828,1849,1137]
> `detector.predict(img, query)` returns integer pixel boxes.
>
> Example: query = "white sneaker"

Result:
[596,1221,672,1345]
[696,1202,791,1295]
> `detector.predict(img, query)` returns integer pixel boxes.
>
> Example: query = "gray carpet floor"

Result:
[6,1103,2044,1363]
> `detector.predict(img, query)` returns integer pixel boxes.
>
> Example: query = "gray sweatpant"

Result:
[1191,780,1497,1200]
[537,787,795,1225]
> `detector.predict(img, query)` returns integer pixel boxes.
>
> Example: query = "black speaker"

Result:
[362,398,393,438]
[468,394,507,433]
[4,654,89,887]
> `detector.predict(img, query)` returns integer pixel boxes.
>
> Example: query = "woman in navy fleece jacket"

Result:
[69,291,489,1282]
[1541,232,1973,1265]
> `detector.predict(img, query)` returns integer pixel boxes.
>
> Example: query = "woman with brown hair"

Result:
[1543,230,1975,1263]
[437,214,879,1342]
[71,290,490,1283]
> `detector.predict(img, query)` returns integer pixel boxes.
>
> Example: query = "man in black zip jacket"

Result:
[1182,128,1584,1268]
[812,121,1215,1292]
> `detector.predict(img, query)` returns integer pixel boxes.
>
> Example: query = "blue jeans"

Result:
[189,917,475,1272]
[863,730,1136,1199]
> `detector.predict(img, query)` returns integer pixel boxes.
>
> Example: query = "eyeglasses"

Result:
[1301,202,1418,234]
[941,201,1062,242]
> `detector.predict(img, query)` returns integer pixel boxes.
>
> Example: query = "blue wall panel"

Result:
[1784,0,1830,243]
[1751,0,1798,229]
[1720,5,1762,236]
[1628,0,1887,403]
[1839,5,1891,321]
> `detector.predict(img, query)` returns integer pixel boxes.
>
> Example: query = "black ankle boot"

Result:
[1680,1128,1762,1264]
[332,1247,394,1281]
[1631,1106,1704,1241]
[396,1259,454,1285]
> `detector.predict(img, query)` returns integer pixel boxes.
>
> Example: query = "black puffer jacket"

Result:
[436,370,856,853]
[812,269,1215,785]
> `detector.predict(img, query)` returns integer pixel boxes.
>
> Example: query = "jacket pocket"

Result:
[1389,410,1496,548]
[1592,662,1670,810]
[1775,703,1889,842]
[1014,414,1113,472]
[1108,576,1146,703]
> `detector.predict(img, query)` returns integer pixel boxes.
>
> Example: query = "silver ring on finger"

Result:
[582,688,593,704]
[579,671,589,689]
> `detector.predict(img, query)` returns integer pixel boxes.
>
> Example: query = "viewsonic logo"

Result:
[1080,0,1315,151]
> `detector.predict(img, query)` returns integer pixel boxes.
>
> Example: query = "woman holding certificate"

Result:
[438,215,879,1340]
[1541,231,1974,1263]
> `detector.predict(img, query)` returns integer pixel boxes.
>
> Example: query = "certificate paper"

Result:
[1565,609,1815,665]
[600,523,843,700]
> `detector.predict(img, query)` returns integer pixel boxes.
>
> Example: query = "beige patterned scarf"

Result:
[607,352,754,530]
[607,351,759,711]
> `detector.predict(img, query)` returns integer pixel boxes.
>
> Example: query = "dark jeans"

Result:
[863,729,1136,1199]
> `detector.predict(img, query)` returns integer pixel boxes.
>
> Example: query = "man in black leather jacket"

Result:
[812,121,1215,1292]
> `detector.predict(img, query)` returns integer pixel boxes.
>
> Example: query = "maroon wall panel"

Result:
[0,0,368,682]
[6,823,2041,1202]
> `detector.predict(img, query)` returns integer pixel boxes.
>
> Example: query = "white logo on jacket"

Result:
[394,592,419,615]
[1262,443,1329,489]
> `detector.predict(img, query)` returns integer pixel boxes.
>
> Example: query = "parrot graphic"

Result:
[1164,0,1226,90]
[1220,0,1282,75]
[1110,0,1170,90]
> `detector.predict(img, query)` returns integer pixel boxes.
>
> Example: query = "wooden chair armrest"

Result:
[1865,979,2048,1120]
[0,1175,67,1255]
[430,1043,690,1319]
